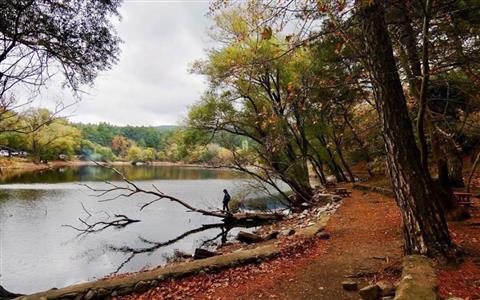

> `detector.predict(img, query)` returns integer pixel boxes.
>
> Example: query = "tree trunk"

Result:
[283,174,313,204]
[388,1,467,217]
[342,111,374,177]
[429,123,468,220]
[467,150,480,195]
[431,126,450,186]
[438,129,464,187]
[318,135,347,182]
[357,0,458,260]
[309,156,327,185]
[332,136,355,182]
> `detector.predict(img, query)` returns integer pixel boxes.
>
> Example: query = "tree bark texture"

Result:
[357,0,458,260]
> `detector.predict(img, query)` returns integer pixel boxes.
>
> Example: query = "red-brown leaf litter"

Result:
[438,204,480,299]
[114,191,402,299]
[114,187,480,299]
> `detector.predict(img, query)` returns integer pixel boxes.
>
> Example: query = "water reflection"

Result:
[0,165,245,184]
[0,166,258,294]
[108,223,237,274]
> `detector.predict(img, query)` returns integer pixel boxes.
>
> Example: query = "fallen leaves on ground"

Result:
[438,202,480,299]
[116,187,405,300]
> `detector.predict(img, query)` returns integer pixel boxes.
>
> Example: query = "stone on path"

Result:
[281,229,296,236]
[84,290,96,300]
[377,281,395,296]
[316,231,330,240]
[133,281,150,294]
[359,284,381,300]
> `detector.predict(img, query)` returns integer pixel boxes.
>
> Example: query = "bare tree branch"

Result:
[82,161,285,222]
[62,214,140,235]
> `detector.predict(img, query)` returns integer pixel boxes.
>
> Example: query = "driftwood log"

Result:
[237,231,264,243]
[193,248,217,260]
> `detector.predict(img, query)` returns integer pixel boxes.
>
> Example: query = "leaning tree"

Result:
[354,0,459,260]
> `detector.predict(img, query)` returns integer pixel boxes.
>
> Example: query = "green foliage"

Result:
[156,127,236,164]
[0,0,121,92]
[23,109,81,162]
[0,111,177,163]
[75,123,174,150]
[79,140,116,162]
[126,146,157,163]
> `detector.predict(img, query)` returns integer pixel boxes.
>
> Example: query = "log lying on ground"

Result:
[237,230,280,244]
[193,248,217,260]
[224,212,284,223]
[237,231,264,243]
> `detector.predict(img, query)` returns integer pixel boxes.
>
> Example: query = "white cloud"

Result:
[37,1,213,126]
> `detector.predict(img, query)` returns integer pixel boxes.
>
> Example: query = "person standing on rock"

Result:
[222,189,231,213]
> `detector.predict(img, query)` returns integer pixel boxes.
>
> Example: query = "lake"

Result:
[0,165,283,294]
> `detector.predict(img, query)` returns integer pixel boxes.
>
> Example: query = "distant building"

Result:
[0,147,28,158]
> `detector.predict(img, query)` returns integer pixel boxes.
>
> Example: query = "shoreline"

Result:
[7,184,480,299]
[0,159,215,180]
[16,194,339,299]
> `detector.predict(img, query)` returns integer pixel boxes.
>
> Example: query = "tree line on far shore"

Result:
[0,109,249,164]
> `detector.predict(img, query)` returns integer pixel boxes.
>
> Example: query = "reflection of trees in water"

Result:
[0,165,245,184]
[117,166,242,181]
[108,222,258,275]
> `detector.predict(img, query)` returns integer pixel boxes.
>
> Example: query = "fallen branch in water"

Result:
[109,223,230,274]
[80,162,231,219]
[62,214,140,234]
[80,161,284,223]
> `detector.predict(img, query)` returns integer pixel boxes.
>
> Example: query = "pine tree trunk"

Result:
[356,0,458,260]
[387,0,467,218]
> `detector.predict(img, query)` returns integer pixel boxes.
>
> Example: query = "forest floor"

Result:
[115,186,480,300]
[438,206,480,299]
[116,188,405,300]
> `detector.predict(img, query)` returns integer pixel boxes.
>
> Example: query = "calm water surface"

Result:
[0,165,276,294]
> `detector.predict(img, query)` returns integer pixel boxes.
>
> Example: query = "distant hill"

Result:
[73,123,181,149]
[154,125,180,132]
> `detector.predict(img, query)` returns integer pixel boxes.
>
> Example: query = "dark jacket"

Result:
[223,193,231,204]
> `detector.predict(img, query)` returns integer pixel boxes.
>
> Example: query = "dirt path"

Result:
[119,188,403,300]
[198,189,403,300]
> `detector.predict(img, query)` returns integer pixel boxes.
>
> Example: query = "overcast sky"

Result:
[43,0,213,126]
